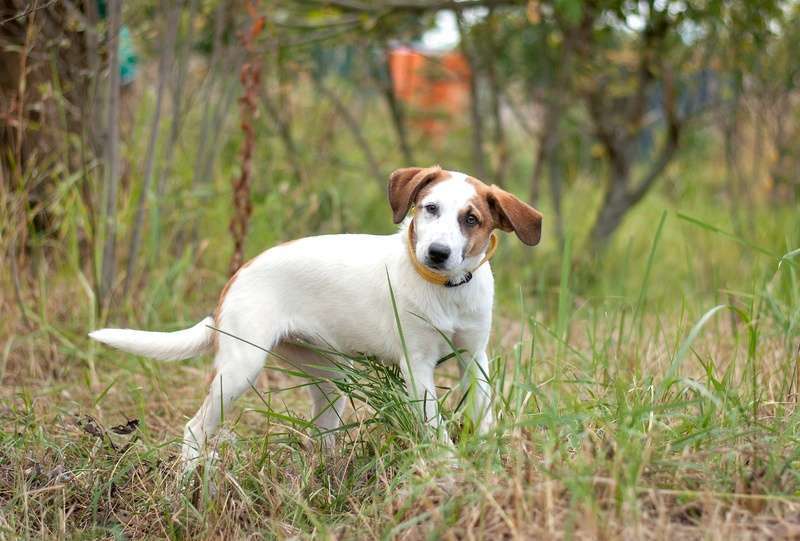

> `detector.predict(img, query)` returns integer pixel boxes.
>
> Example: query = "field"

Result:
[2,94,799,539]
[2,0,800,528]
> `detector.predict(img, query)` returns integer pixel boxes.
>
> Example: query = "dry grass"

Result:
[2,254,799,540]
[1,92,799,537]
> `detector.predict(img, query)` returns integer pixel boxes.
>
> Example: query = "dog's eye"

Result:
[424,204,439,215]
[465,213,479,226]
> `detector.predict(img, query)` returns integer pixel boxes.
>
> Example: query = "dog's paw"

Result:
[180,443,220,474]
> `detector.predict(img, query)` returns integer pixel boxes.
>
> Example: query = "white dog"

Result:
[90,166,542,465]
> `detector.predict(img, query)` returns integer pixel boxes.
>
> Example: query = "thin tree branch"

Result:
[315,79,384,187]
[585,84,629,181]
[456,12,487,179]
[153,0,198,255]
[99,0,122,308]
[123,0,179,297]
[200,71,240,186]
[192,0,228,187]
[369,40,414,164]
[528,99,561,204]
[628,65,682,204]
[260,88,307,185]
[0,0,57,25]
[300,0,525,13]
[500,91,536,139]
[484,9,509,185]
[82,0,102,152]
[625,8,670,145]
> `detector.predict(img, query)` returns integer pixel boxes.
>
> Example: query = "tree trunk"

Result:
[529,100,562,205]
[547,137,565,246]
[583,66,681,248]
[723,77,743,237]
[484,10,508,185]
[98,0,122,309]
[528,140,545,205]
[457,13,488,179]
[371,42,414,164]
[588,180,632,247]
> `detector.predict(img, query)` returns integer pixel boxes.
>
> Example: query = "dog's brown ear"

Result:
[488,185,543,246]
[388,166,442,223]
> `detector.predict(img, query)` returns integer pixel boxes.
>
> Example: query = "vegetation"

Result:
[1,0,799,538]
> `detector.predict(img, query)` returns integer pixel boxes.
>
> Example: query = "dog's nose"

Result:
[427,243,451,265]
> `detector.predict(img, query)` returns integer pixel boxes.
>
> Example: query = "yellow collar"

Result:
[406,218,498,288]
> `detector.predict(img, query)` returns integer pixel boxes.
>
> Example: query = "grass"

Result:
[2,214,798,538]
[2,82,800,538]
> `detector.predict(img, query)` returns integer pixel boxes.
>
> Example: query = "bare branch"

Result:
[500,92,536,139]
[456,11,487,179]
[625,9,671,144]
[0,0,57,25]
[483,9,509,185]
[99,0,122,307]
[628,65,682,204]
[585,85,629,181]
[260,88,307,185]
[314,79,385,187]
[368,40,414,164]
[123,1,179,297]
[200,73,240,185]
[192,0,228,188]
[300,0,525,13]
[156,0,198,200]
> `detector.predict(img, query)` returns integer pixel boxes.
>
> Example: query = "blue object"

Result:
[119,26,138,85]
[97,0,138,85]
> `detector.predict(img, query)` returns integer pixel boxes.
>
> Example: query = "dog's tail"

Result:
[88,316,216,361]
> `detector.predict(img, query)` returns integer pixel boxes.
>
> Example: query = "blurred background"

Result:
[1,0,799,331]
[2,3,800,536]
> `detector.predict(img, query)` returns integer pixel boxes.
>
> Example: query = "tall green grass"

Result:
[1,79,799,538]
[3,202,798,537]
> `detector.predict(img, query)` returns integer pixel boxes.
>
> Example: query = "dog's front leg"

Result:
[454,332,494,435]
[461,351,494,434]
[399,357,448,442]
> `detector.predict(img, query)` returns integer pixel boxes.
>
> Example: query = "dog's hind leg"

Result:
[308,381,347,449]
[273,342,348,449]
[181,329,275,468]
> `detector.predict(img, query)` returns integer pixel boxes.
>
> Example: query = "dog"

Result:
[89,166,543,465]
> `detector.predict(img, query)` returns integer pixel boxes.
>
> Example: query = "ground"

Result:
[2,203,799,538]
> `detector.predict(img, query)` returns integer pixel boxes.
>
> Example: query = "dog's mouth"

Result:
[424,258,467,275]
[424,258,447,271]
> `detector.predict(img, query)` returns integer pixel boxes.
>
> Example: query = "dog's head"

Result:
[389,166,543,276]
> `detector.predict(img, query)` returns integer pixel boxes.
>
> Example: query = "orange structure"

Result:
[388,47,471,138]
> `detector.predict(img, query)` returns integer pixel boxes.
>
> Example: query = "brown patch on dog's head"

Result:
[388,166,447,223]
[460,182,496,257]
[465,177,543,247]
